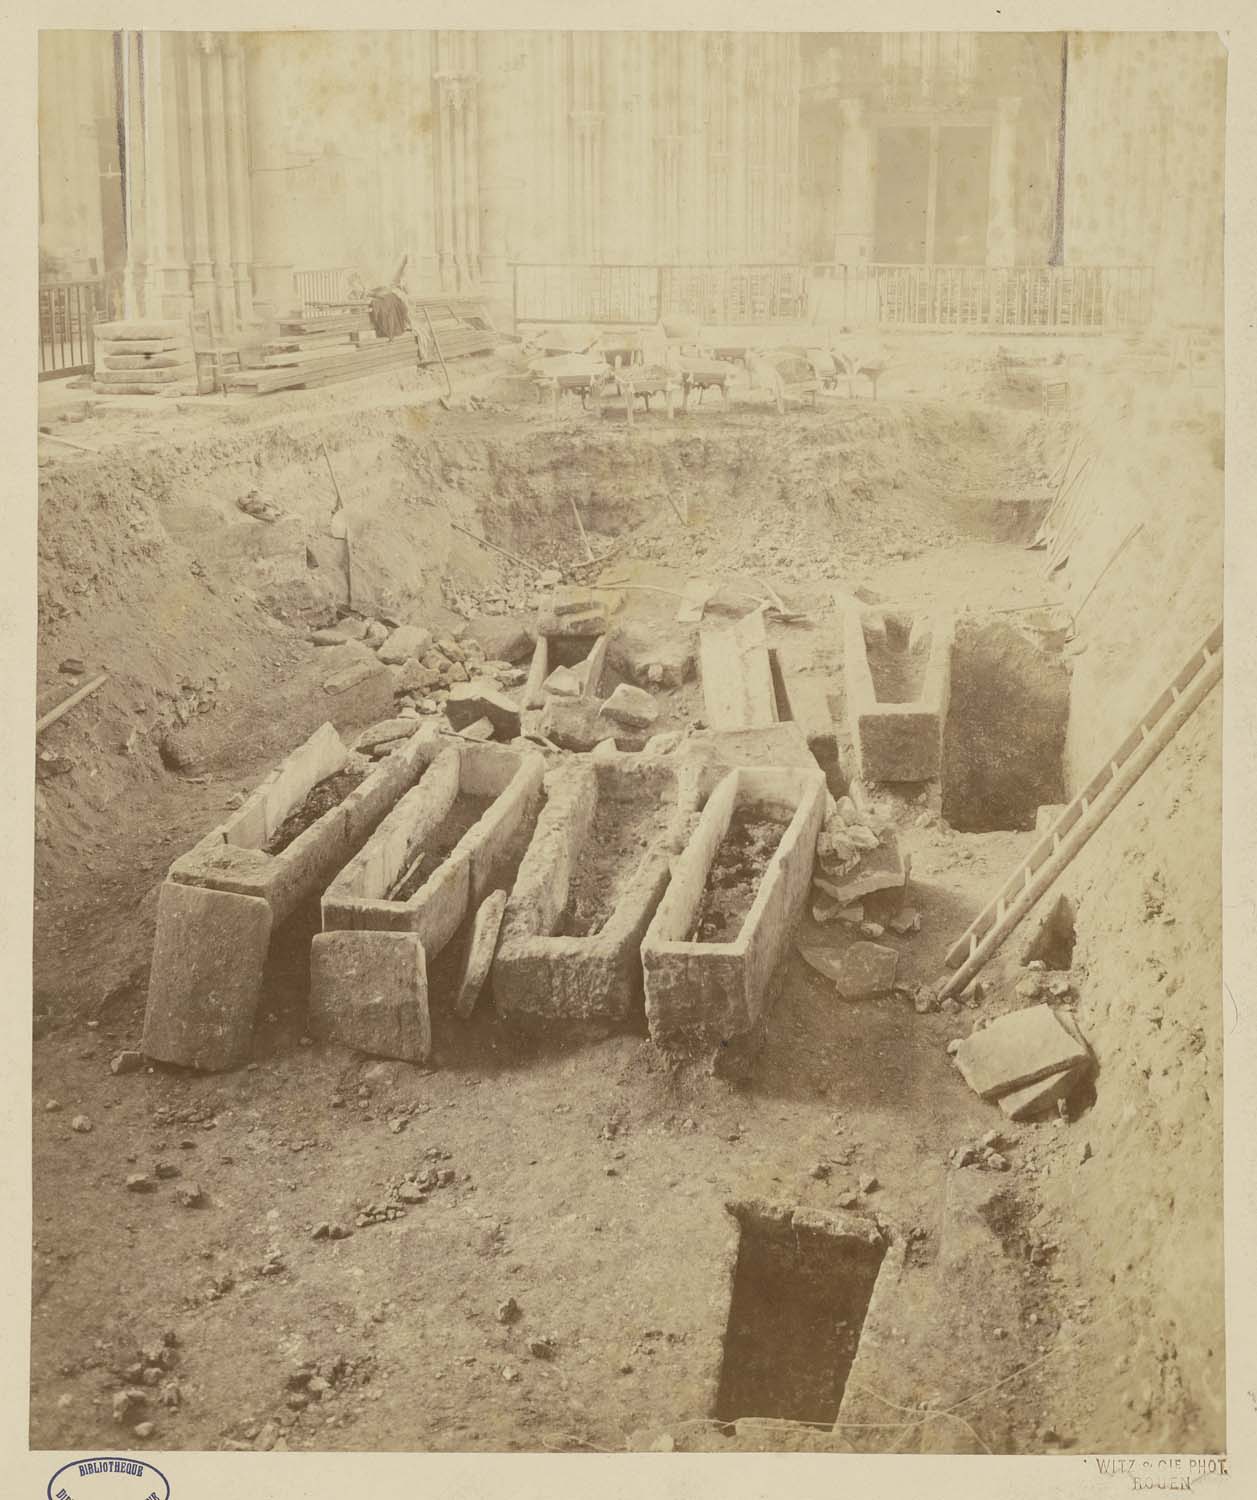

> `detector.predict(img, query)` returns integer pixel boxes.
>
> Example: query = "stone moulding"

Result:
[641,764,827,1053]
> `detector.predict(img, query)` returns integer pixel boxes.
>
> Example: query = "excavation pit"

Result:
[714,1201,888,1427]
[941,617,1070,832]
[642,765,826,1055]
[523,630,611,708]
[493,755,699,1031]
[842,602,953,783]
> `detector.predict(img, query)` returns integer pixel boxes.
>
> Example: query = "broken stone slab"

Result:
[535,593,608,637]
[461,615,535,664]
[454,889,509,1020]
[998,1064,1083,1121]
[324,659,386,696]
[311,627,350,647]
[812,826,908,908]
[378,625,433,666]
[395,659,444,696]
[536,695,649,753]
[308,930,431,1063]
[679,722,820,799]
[458,717,496,742]
[954,1004,1090,1101]
[355,718,423,755]
[888,908,922,936]
[797,941,899,999]
[600,682,659,730]
[444,680,522,741]
[542,665,583,698]
[141,884,273,1072]
[606,620,697,689]
[523,631,610,709]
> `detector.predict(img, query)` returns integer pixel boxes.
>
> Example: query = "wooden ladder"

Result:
[939,624,1223,999]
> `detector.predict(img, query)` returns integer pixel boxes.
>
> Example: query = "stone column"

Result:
[156,30,192,316]
[224,39,254,325]
[180,37,212,316]
[986,96,1021,267]
[833,98,876,266]
[728,34,748,261]
[120,31,149,317]
[203,38,236,331]
[245,32,297,321]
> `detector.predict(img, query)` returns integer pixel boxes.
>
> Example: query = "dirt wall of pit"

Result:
[1005,382,1225,1450]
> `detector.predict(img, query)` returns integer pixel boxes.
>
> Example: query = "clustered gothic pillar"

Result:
[116,31,260,327]
[435,32,481,292]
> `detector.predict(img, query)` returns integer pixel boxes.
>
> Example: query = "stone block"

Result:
[355,718,422,755]
[812,827,908,908]
[524,632,610,709]
[954,1004,1089,1101]
[324,658,386,696]
[378,625,433,665]
[998,1064,1083,1120]
[454,889,509,1019]
[543,665,583,698]
[462,615,535,664]
[601,682,659,730]
[797,941,898,998]
[444,680,522,740]
[308,930,430,1062]
[607,620,696,689]
[141,883,273,1071]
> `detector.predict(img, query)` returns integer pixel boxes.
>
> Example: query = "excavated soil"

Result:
[560,794,672,938]
[28,345,1225,1457]
[389,794,495,901]
[691,810,790,944]
[264,767,370,855]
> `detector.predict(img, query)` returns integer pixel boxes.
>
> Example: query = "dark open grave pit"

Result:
[714,1200,888,1427]
[942,616,1071,832]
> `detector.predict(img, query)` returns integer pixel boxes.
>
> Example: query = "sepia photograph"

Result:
[16,11,1243,1484]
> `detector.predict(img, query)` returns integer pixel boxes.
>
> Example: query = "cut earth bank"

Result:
[30,350,1223,1457]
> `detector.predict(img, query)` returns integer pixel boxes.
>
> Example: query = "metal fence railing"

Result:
[512,263,809,326]
[811,263,1155,333]
[294,267,358,319]
[39,279,105,380]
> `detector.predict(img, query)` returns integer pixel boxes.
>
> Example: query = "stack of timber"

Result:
[93,319,196,396]
[224,299,497,397]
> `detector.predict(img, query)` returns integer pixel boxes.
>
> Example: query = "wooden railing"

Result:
[38,279,105,380]
[512,263,809,326]
[812,263,1155,333]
